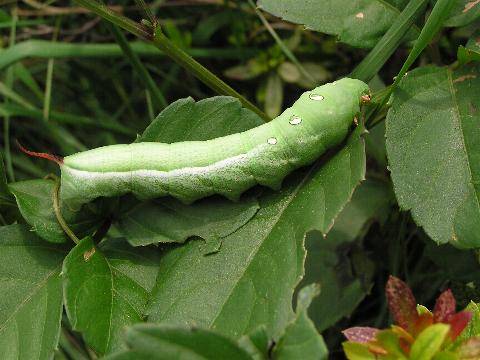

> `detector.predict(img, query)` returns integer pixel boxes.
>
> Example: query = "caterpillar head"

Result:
[286,78,370,136]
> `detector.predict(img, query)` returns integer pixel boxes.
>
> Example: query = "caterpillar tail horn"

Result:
[16,141,64,165]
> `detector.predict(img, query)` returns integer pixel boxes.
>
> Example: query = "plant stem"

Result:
[49,175,80,245]
[73,0,150,39]
[151,27,268,120]
[72,0,269,121]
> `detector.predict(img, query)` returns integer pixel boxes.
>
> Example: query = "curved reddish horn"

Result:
[16,141,63,165]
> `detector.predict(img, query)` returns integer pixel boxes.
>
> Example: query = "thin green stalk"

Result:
[247,0,314,83]
[72,0,269,121]
[393,0,456,86]
[43,17,61,121]
[3,6,18,182]
[108,23,167,110]
[72,0,151,39]
[145,90,155,120]
[49,175,80,245]
[0,19,46,29]
[350,0,429,82]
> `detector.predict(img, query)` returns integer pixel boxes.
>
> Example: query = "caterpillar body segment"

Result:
[60,78,369,206]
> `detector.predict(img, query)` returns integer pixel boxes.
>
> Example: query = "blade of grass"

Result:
[0,103,135,136]
[14,63,44,101]
[72,0,269,121]
[0,41,259,70]
[365,0,456,128]
[350,0,429,82]
[108,23,168,110]
[393,0,456,86]
[43,17,61,121]
[3,7,17,182]
[0,81,36,109]
[0,19,46,29]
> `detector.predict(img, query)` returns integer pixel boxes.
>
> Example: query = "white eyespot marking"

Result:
[289,115,302,125]
[309,94,324,101]
[267,137,277,145]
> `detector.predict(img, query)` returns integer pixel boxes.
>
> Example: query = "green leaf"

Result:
[409,323,450,360]
[342,341,376,360]
[257,0,418,48]
[117,196,259,246]
[62,237,160,354]
[458,31,480,65]
[299,179,392,331]
[272,284,328,360]
[146,125,366,339]
[0,224,68,359]
[432,351,458,360]
[0,153,15,209]
[103,324,253,360]
[386,64,480,248]
[376,330,407,358]
[9,179,101,243]
[453,301,480,346]
[444,0,480,27]
[138,96,264,143]
[237,327,270,360]
[225,61,266,81]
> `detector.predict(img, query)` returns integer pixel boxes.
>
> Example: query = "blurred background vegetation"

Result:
[1,0,479,357]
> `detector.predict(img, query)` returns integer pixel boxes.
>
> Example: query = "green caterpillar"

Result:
[21,78,369,207]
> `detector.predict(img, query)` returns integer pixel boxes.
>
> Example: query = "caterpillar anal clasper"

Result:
[56,78,369,206]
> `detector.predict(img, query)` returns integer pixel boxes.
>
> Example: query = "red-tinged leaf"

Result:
[458,336,480,359]
[385,276,418,331]
[448,311,473,340]
[391,325,415,344]
[343,327,379,343]
[433,289,456,323]
[399,337,411,356]
[391,325,414,356]
[414,312,434,336]
[367,342,389,356]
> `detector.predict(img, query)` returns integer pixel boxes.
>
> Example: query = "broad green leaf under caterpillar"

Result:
[21,78,370,207]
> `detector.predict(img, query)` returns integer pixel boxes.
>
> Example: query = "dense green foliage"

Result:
[0,0,479,359]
